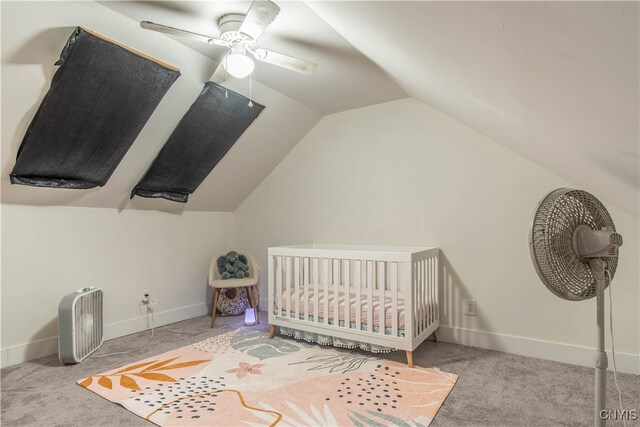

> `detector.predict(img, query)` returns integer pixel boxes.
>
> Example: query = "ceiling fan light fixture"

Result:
[140,1,317,81]
[223,52,255,79]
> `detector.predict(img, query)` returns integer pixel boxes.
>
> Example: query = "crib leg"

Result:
[432,329,440,343]
[268,325,277,339]
[406,351,414,368]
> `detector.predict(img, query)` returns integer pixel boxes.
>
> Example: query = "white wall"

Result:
[234,98,640,373]
[0,0,318,368]
[307,1,640,216]
[0,1,237,368]
[0,204,231,367]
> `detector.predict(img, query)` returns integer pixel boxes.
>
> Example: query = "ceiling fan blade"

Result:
[239,1,280,41]
[140,21,226,46]
[252,49,317,75]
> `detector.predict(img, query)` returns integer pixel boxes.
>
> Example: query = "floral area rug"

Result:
[79,328,457,426]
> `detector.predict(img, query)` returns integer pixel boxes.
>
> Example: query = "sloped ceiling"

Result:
[308,1,639,217]
[0,1,404,212]
[100,1,407,115]
[2,1,638,216]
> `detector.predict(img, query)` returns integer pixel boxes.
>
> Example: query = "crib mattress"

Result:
[277,287,406,330]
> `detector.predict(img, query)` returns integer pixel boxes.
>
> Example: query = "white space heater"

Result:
[58,287,104,363]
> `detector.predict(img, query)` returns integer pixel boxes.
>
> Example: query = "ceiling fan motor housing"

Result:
[218,13,255,47]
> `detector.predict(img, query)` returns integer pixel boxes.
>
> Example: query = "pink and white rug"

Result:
[79,328,457,426]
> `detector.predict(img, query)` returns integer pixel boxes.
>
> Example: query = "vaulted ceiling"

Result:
[100,1,407,115]
[2,1,638,216]
[1,1,403,211]
[307,1,639,217]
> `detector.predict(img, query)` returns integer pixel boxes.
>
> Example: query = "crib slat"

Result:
[415,260,419,335]
[378,262,385,335]
[426,257,430,327]
[412,261,420,337]
[333,259,340,327]
[423,258,427,329]
[402,261,414,344]
[426,258,431,328]
[366,261,373,332]
[426,260,430,332]
[275,256,282,315]
[344,260,350,329]
[355,260,362,331]
[323,258,329,325]
[428,257,437,326]
[285,257,292,316]
[390,261,398,337]
[313,258,319,324]
[434,255,439,323]
[420,259,429,332]
[304,257,309,322]
[430,257,434,326]
[434,256,438,323]
[294,257,300,320]
[267,255,276,318]
[424,259,429,333]
[416,260,424,335]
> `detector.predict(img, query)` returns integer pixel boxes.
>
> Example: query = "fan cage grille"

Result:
[530,188,618,301]
[73,290,103,360]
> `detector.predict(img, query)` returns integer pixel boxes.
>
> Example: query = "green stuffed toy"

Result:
[217,251,250,280]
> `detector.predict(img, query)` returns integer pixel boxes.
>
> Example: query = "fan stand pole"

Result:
[590,259,608,427]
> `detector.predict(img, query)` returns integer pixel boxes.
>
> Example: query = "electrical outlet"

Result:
[464,300,477,316]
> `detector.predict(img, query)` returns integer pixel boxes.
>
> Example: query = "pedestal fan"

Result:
[529,188,624,426]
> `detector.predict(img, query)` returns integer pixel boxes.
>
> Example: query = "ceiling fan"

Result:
[140,0,317,80]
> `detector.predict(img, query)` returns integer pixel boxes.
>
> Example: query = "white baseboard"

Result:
[1,335,59,369]
[6,306,636,376]
[258,299,639,374]
[0,302,209,368]
[102,302,208,341]
[438,325,639,375]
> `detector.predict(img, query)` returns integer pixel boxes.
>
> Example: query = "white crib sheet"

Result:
[278,286,406,330]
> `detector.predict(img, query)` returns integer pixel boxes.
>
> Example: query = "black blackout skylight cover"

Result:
[131,82,264,203]
[9,27,180,189]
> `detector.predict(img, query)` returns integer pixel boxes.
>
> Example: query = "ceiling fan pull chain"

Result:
[248,73,253,107]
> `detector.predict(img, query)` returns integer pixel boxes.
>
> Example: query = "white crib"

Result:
[267,244,440,366]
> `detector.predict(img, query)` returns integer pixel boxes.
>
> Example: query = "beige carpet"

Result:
[2,313,639,426]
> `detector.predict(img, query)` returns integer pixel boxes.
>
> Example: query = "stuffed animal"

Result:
[217,251,250,280]
[215,251,252,316]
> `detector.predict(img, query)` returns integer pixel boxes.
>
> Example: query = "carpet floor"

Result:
[2,314,639,426]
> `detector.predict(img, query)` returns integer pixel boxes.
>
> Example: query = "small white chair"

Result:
[208,249,260,328]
